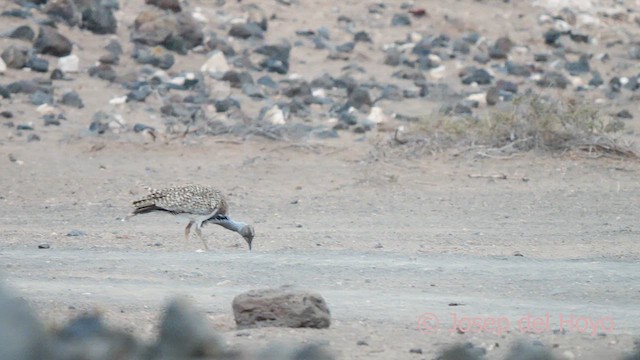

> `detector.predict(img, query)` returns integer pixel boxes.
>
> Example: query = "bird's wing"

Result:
[144,186,221,216]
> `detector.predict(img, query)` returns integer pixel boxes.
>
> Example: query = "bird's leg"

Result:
[185,220,194,242]
[195,222,210,251]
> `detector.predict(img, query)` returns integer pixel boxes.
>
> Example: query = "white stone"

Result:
[57,54,79,73]
[264,105,285,125]
[109,96,127,105]
[36,104,57,115]
[192,11,207,23]
[367,107,387,124]
[466,93,487,107]
[312,88,326,98]
[429,65,446,79]
[0,58,6,74]
[201,51,229,75]
[169,77,185,86]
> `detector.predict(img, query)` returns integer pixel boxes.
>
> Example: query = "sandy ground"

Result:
[1,0,640,358]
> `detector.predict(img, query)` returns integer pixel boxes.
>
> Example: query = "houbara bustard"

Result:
[127,185,254,250]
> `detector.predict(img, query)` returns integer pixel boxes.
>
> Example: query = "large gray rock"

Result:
[232,287,331,329]
[149,297,226,359]
[0,283,49,360]
[49,315,145,360]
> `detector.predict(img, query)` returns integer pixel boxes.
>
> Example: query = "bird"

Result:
[127,185,254,250]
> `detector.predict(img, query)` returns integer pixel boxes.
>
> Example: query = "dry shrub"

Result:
[382,95,637,159]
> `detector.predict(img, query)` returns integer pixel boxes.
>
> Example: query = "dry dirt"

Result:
[1,136,640,359]
[1,0,640,359]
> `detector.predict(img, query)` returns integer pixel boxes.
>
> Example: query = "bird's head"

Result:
[240,225,255,250]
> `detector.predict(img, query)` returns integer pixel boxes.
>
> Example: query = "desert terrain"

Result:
[1,0,640,359]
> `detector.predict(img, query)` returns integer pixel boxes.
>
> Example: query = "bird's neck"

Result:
[212,218,246,233]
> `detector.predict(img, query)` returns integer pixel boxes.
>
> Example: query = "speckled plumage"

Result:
[128,185,254,251]
[132,185,229,217]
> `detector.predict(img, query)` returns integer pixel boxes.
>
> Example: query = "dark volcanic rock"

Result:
[589,71,604,87]
[536,71,569,89]
[146,0,181,12]
[543,29,563,46]
[7,25,35,41]
[347,86,372,110]
[488,36,513,59]
[81,5,117,34]
[34,26,72,57]
[61,91,84,108]
[229,22,264,39]
[564,54,590,75]
[26,56,49,72]
[461,67,493,85]
[88,64,117,82]
[232,287,331,329]
[132,45,175,70]
[506,61,531,77]
[391,13,411,26]
[127,85,153,102]
[354,31,372,43]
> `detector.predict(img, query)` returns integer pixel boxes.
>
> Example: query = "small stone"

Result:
[391,13,411,26]
[506,61,531,77]
[30,91,53,106]
[7,25,35,41]
[1,45,29,69]
[536,71,569,89]
[589,71,603,87]
[261,105,285,125]
[461,68,493,85]
[565,55,590,76]
[356,340,368,346]
[409,348,423,354]
[57,55,79,73]
[88,64,117,82]
[354,31,372,43]
[145,0,181,12]
[544,29,563,46]
[488,36,513,59]
[229,22,264,39]
[200,51,229,75]
[61,91,84,108]
[27,134,41,142]
[127,86,153,102]
[38,243,49,249]
[616,110,633,119]
[133,46,175,70]
[0,58,5,74]
[486,87,500,106]
[26,56,49,72]
[67,230,86,237]
[348,86,372,110]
